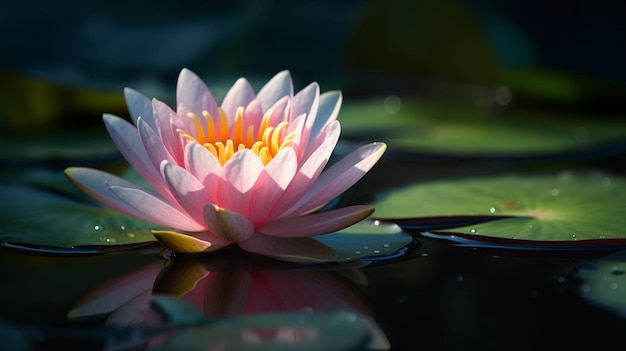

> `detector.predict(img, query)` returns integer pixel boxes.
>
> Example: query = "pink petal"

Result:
[243,99,263,131]
[217,150,264,216]
[184,142,222,192]
[108,185,205,232]
[65,167,166,227]
[203,205,254,242]
[103,114,170,197]
[137,117,176,176]
[237,234,342,263]
[124,88,154,129]
[257,205,374,238]
[256,70,293,110]
[247,148,297,225]
[292,82,319,121]
[152,99,185,165]
[196,271,252,318]
[176,68,219,121]
[244,270,372,314]
[267,96,290,125]
[292,82,320,153]
[161,161,211,225]
[283,142,386,217]
[311,91,342,139]
[221,77,256,120]
[68,262,162,318]
[268,121,340,219]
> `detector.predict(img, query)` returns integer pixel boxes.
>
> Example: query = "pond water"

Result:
[2,152,626,350]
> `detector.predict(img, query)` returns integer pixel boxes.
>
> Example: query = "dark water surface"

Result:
[2,153,626,350]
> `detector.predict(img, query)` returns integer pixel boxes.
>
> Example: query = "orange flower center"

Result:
[177,107,296,165]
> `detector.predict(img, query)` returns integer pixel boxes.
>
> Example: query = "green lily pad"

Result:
[239,219,414,264]
[0,183,157,251]
[370,172,626,247]
[339,99,626,158]
[579,250,626,318]
[314,219,414,262]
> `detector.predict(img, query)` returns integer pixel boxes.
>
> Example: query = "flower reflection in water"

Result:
[69,252,390,350]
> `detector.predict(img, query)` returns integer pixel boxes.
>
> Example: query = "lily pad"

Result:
[0,183,157,251]
[314,219,414,262]
[239,219,414,264]
[151,308,370,351]
[370,172,626,247]
[579,250,626,318]
[339,99,626,159]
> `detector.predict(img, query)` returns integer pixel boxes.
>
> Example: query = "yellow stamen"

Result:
[202,111,216,143]
[258,109,273,140]
[186,112,205,144]
[177,106,293,166]
[245,125,255,147]
[233,107,245,146]
[218,108,229,141]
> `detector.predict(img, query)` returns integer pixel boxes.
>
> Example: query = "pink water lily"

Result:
[65,69,385,255]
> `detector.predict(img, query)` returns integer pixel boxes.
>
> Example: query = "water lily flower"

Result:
[65,69,385,255]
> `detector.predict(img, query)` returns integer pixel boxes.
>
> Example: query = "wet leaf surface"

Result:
[0,183,157,249]
[370,171,626,247]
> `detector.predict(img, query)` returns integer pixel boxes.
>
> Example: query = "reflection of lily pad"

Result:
[339,99,626,158]
[0,183,157,250]
[370,172,626,245]
[579,250,626,318]
[156,313,369,351]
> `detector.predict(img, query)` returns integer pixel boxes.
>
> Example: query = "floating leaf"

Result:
[0,183,157,251]
[579,250,626,318]
[239,220,414,263]
[314,219,414,262]
[339,99,626,159]
[150,311,369,351]
[370,172,626,247]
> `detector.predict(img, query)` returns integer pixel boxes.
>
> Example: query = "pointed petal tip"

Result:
[152,230,218,253]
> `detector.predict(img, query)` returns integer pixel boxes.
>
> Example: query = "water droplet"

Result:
[373,220,381,226]
[469,228,478,234]
[94,225,104,231]
[610,282,618,290]
[373,249,381,254]
[120,225,126,230]
[383,243,391,248]
[599,235,606,239]
[557,276,565,283]
[572,234,577,241]
[420,252,430,257]
[127,233,135,238]
[511,236,518,239]
[383,95,402,114]
[551,188,560,196]
[363,245,369,250]
[354,250,361,255]
[489,207,496,213]
[344,257,352,261]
